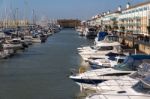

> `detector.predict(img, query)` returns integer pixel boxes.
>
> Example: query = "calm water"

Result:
[0,29,92,99]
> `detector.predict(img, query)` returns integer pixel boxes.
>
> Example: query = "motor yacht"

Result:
[80,63,150,91]
[69,55,150,86]
[86,75,150,99]
[5,38,23,50]
[95,35,119,45]
[23,36,33,45]
[32,36,41,43]
[80,76,139,92]
[89,55,126,69]
[78,42,122,61]
[84,27,97,39]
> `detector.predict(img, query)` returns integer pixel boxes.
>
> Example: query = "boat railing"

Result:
[88,93,150,99]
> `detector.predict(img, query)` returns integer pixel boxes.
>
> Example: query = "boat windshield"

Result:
[117,58,125,64]
[114,56,142,71]
[105,36,119,42]
[96,46,113,51]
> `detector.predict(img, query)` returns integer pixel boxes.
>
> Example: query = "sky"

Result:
[0,0,148,21]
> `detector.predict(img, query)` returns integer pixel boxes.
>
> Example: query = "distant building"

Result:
[87,6,121,31]
[0,20,29,28]
[57,19,81,28]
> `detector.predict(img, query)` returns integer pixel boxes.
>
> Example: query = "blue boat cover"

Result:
[129,55,150,60]
[98,32,108,41]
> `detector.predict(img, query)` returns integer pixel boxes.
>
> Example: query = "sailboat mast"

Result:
[5,7,8,28]
[24,0,28,26]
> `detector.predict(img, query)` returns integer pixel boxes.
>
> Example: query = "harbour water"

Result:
[0,29,92,99]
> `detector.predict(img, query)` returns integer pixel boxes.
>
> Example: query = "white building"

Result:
[101,11,121,31]
[118,2,150,36]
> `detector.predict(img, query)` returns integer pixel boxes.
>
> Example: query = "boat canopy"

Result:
[129,55,150,60]
[97,32,108,41]
[115,55,150,71]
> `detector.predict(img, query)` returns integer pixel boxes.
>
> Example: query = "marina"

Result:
[0,0,150,99]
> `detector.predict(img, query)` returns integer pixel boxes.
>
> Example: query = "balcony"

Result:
[118,32,149,43]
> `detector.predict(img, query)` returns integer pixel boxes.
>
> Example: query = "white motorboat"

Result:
[80,76,139,91]
[4,38,23,50]
[31,32,42,43]
[81,63,150,91]
[32,37,41,43]
[3,43,16,49]
[69,55,150,86]
[79,41,121,53]
[23,36,33,45]
[78,35,120,53]
[89,55,126,69]
[78,35,119,53]
[84,27,97,39]
[86,75,150,99]
[78,42,121,61]
[95,35,119,46]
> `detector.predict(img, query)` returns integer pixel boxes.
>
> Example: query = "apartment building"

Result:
[101,11,121,31]
[118,2,150,36]
[87,15,102,27]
